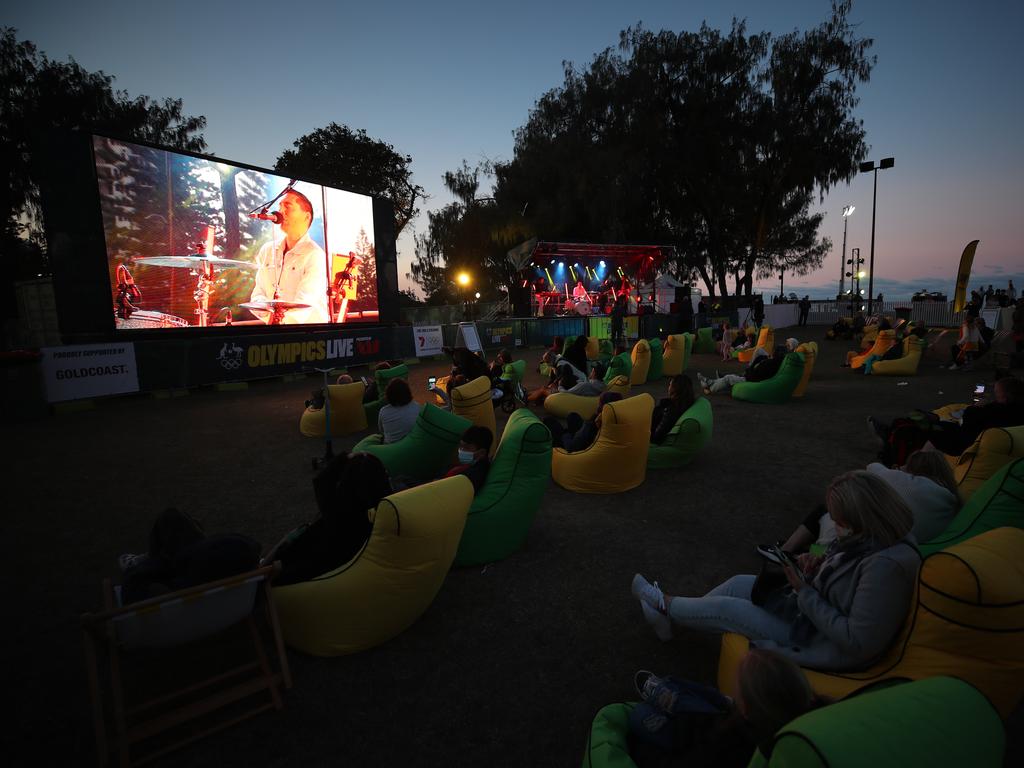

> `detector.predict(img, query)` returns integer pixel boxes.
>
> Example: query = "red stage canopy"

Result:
[526,242,673,282]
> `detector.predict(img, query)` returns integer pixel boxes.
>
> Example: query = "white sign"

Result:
[40,343,139,402]
[413,325,444,357]
[455,322,483,353]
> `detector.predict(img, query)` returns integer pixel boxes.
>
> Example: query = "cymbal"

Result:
[134,255,254,270]
[239,300,311,311]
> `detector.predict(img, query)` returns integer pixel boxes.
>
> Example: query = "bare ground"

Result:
[7,327,1021,766]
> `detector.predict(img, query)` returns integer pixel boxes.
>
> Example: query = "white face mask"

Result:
[458,449,476,464]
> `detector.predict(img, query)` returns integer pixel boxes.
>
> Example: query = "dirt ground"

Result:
[7,327,1022,767]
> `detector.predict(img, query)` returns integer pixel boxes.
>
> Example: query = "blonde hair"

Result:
[904,450,960,504]
[825,470,914,547]
[737,650,818,746]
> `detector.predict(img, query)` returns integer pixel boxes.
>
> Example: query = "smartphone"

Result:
[770,545,804,580]
[973,383,985,402]
[428,376,437,388]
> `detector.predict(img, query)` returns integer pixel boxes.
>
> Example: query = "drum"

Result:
[575,299,592,316]
[115,310,190,329]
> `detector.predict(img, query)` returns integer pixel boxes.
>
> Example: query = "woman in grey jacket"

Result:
[632,471,921,671]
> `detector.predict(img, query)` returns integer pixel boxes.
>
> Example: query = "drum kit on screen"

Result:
[114,252,311,329]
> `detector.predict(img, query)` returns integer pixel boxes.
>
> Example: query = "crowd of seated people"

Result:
[696,340,797,395]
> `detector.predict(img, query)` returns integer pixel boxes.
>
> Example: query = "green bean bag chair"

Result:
[582,702,637,768]
[454,409,552,566]
[604,352,632,384]
[731,352,804,404]
[500,359,526,384]
[597,338,615,363]
[694,326,715,354]
[919,457,1024,557]
[362,364,410,423]
[747,677,1004,767]
[646,337,664,382]
[353,402,470,483]
[647,397,713,469]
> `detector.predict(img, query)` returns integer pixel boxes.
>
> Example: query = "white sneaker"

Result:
[640,601,674,641]
[948,363,959,370]
[631,573,666,611]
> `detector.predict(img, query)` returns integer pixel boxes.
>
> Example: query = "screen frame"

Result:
[49,130,397,341]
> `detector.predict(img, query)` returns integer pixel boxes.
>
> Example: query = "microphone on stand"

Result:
[250,211,283,224]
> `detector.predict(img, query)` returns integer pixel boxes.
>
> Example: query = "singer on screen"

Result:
[249,189,329,324]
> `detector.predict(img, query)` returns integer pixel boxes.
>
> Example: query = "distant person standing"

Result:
[1008,280,1016,301]
[798,295,811,326]
[753,294,765,325]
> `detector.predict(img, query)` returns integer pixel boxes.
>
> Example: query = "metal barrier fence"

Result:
[806,300,962,328]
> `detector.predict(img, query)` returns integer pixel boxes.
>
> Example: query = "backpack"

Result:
[881,417,929,466]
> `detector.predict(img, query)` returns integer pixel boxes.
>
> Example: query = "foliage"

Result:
[408,161,526,303]
[492,1,871,297]
[274,122,424,239]
[0,28,206,278]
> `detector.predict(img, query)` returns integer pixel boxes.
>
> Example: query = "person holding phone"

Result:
[631,471,920,671]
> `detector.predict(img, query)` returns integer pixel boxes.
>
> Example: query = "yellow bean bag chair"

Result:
[629,340,650,385]
[299,381,368,437]
[606,375,631,396]
[450,375,497,456]
[717,526,1024,718]
[661,333,689,376]
[946,425,1024,502]
[736,326,773,363]
[543,392,600,420]
[585,336,601,361]
[847,329,896,368]
[551,393,654,494]
[433,374,451,406]
[791,342,817,397]
[273,475,473,656]
[871,335,927,376]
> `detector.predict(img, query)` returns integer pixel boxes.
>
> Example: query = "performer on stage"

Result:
[250,189,329,324]
[572,279,589,301]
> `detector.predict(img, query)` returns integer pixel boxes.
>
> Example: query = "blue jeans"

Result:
[666,574,793,643]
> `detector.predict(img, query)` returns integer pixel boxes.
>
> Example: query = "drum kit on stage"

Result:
[114,254,310,329]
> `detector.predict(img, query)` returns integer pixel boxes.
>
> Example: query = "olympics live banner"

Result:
[413,325,444,357]
[40,343,140,402]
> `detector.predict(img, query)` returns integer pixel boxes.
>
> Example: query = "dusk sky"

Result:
[8,0,1023,298]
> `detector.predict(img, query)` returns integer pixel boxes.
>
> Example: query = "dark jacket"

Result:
[744,355,783,383]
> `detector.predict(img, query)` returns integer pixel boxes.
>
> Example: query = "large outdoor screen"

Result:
[92,136,380,330]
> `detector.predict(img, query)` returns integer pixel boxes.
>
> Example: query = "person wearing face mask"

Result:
[443,425,493,494]
[631,471,920,672]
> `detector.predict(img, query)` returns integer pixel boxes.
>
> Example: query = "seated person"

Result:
[851,311,866,337]
[487,347,513,381]
[543,391,623,452]
[443,425,493,494]
[651,374,696,445]
[443,345,489,385]
[975,316,995,355]
[528,353,585,404]
[361,361,391,403]
[336,373,354,385]
[697,345,787,394]
[869,375,1024,458]
[863,323,927,374]
[633,471,920,672]
[565,363,608,396]
[262,452,392,586]
[119,508,261,604]
[734,331,756,350]
[378,378,421,443]
[771,449,960,556]
[626,650,827,767]
[563,334,590,375]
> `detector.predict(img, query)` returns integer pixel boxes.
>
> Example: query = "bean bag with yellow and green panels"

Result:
[647,397,713,469]
[300,381,368,437]
[646,337,664,382]
[353,403,470,483]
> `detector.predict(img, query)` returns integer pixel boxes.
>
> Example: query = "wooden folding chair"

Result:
[82,564,291,767]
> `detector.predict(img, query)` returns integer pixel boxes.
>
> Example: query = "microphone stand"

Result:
[245,179,298,219]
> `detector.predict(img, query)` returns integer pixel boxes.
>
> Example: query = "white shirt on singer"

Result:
[250,232,329,325]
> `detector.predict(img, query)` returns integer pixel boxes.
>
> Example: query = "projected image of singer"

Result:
[249,189,329,324]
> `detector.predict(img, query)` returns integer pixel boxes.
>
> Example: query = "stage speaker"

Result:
[509,285,530,317]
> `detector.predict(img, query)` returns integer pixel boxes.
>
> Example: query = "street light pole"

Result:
[840,205,855,297]
[859,158,894,316]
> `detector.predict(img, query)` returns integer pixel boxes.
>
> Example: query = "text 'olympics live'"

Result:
[244,336,381,368]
